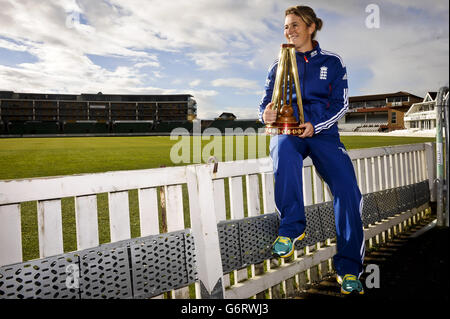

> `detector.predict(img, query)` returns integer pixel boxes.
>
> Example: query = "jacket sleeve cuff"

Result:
[310,120,320,134]
[259,113,265,125]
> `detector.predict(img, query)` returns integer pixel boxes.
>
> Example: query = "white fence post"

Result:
[0,204,22,266]
[75,195,99,250]
[187,165,225,298]
[108,191,131,242]
[138,187,160,236]
[37,199,64,258]
[262,172,275,214]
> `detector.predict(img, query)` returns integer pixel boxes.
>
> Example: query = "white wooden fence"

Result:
[0,142,436,299]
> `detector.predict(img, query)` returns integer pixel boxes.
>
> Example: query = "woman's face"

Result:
[284,14,315,52]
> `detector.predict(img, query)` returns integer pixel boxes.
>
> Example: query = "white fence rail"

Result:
[0,142,436,299]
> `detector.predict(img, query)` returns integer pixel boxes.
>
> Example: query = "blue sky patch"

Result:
[0,47,38,67]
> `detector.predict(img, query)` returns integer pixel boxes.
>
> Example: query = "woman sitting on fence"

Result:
[259,5,365,295]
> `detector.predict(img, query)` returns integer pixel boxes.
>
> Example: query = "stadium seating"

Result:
[338,123,361,132]
[35,101,58,121]
[0,93,197,135]
[339,121,388,132]
[59,102,88,122]
[111,103,137,121]
[137,103,157,121]
[1,100,33,122]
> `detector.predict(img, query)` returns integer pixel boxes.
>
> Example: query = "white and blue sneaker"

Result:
[271,233,305,258]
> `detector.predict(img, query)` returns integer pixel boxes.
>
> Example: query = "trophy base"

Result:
[265,123,304,136]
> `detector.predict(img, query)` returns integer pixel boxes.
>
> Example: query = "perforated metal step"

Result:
[0,229,197,299]
[218,213,279,274]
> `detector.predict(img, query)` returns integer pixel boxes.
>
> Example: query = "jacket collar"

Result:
[296,40,320,60]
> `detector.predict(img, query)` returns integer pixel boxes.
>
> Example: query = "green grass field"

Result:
[0,135,435,262]
[0,135,435,180]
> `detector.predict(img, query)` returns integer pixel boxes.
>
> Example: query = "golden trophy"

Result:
[265,44,305,136]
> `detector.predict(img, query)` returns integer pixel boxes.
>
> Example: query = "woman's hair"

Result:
[285,5,323,40]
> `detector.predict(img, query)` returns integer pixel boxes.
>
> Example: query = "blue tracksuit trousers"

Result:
[270,133,365,277]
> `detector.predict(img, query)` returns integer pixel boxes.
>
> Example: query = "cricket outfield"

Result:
[0,135,435,180]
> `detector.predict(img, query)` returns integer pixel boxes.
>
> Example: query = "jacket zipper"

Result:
[302,55,308,101]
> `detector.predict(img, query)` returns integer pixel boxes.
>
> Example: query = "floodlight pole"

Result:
[435,86,449,227]
[444,91,449,227]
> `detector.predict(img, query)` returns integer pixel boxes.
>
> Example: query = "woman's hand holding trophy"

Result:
[262,102,277,124]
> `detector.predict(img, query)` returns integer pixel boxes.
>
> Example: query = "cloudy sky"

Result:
[0,0,448,119]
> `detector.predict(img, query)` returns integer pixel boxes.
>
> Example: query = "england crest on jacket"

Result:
[320,66,328,80]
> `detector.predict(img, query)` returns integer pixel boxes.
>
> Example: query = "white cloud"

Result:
[212,78,259,90]
[314,1,449,97]
[222,106,260,119]
[101,0,278,51]
[134,60,160,69]
[0,38,28,51]
[189,79,201,87]
[0,0,448,117]
[187,52,231,70]
[0,0,279,95]
[196,104,259,120]
[150,71,163,79]
[59,0,83,13]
